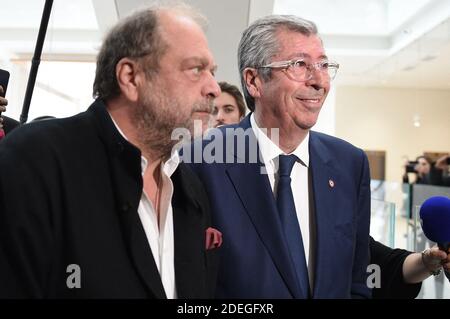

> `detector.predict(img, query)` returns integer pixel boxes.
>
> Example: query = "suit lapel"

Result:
[225,116,303,298]
[92,101,166,299]
[171,164,208,298]
[309,132,340,298]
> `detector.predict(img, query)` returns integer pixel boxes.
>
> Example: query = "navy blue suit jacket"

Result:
[186,115,371,298]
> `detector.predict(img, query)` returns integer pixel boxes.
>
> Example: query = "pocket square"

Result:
[205,227,222,250]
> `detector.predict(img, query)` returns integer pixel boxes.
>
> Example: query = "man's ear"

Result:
[116,58,142,102]
[243,68,262,100]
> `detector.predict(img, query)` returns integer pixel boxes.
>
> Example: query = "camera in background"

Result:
[405,161,419,173]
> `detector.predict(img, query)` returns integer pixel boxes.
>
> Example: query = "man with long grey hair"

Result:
[188,15,371,298]
[0,4,220,298]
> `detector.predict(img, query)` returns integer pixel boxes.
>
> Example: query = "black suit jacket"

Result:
[0,99,217,298]
[3,115,20,135]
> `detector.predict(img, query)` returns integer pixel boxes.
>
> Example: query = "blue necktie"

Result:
[277,154,310,298]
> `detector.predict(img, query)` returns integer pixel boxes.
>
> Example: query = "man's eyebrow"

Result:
[286,53,329,61]
[181,57,217,72]
[181,56,204,64]
[182,57,212,65]
[287,52,309,59]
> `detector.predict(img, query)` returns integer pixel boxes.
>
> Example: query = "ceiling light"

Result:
[421,55,437,61]
[402,65,416,71]
[413,115,421,128]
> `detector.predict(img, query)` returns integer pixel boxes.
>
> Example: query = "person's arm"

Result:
[370,238,421,299]
[371,238,450,299]
[403,246,449,284]
[435,154,450,171]
[428,163,445,186]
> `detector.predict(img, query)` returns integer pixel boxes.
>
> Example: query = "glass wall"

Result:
[408,185,450,299]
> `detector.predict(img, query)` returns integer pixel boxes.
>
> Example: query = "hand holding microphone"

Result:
[420,196,450,279]
[421,246,449,275]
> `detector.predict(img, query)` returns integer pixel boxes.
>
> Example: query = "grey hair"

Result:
[238,15,318,111]
[93,2,207,100]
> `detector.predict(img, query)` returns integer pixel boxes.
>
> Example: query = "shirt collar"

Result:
[250,113,309,167]
[108,111,180,177]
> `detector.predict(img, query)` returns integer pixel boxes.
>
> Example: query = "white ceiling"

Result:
[277,0,450,89]
[0,0,449,89]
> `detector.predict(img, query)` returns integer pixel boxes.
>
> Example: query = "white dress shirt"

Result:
[109,113,178,299]
[250,114,315,289]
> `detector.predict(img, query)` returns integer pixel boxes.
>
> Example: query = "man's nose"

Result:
[305,70,328,91]
[307,66,328,82]
[203,74,220,99]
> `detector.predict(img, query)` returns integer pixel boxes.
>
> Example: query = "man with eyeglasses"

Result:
[187,15,371,298]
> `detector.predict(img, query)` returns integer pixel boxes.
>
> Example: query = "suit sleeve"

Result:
[0,141,55,298]
[351,150,372,298]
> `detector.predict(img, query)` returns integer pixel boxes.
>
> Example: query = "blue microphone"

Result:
[419,196,450,280]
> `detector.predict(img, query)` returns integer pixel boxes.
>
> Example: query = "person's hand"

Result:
[422,246,448,273]
[0,85,8,130]
[0,85,7,111]
[0,85,7,106]
[435,154,450,171]
[443,247,450,272]
[0,85,7,131]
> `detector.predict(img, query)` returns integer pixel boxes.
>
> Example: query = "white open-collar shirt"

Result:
[109,113,178,299]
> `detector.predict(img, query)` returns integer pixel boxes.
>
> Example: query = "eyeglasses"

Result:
[259,59,339,82]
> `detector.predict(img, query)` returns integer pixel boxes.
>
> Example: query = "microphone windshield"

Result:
[419,196,450,244]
